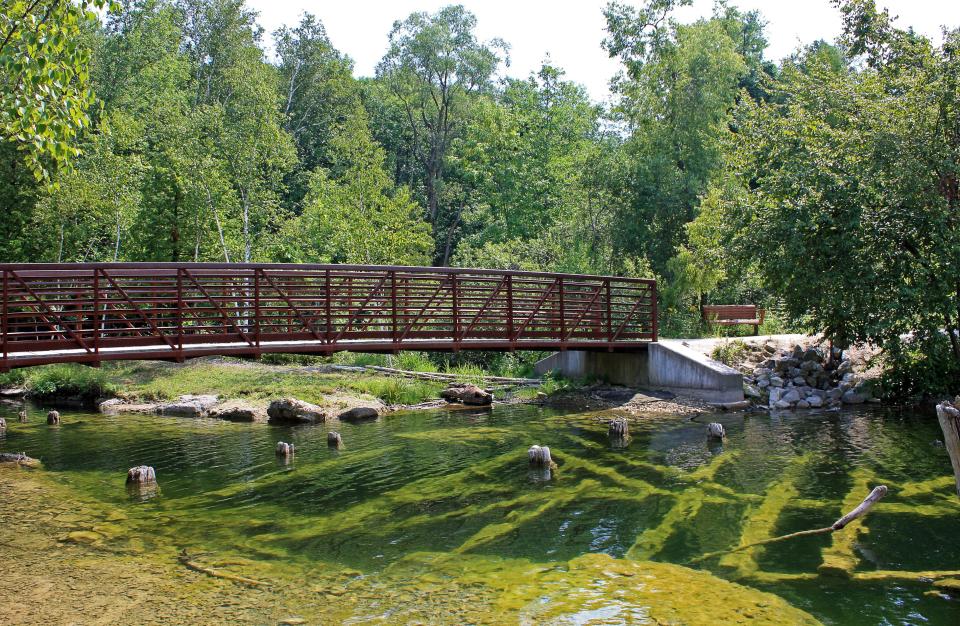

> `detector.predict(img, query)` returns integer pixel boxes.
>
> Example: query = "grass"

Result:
[711,339,749,366]
[1,363,118,401]
[100,360,446,406]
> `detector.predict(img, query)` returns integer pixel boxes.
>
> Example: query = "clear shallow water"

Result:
[1,401,959,624]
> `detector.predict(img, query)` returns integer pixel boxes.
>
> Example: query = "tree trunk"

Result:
[936,399,960,499]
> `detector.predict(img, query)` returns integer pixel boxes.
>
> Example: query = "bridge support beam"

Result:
[534,341,743,404]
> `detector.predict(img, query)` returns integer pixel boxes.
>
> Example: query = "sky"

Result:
[246,0,960,102]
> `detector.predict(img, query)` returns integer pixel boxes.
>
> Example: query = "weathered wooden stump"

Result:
[17,410,27,422]
[327,431,343,448]
[441,383,493,406]
[608,417,629,439]
[275,441,295,457]
[706,422,726,440]
[936,397,960,499]
[46,410,60,425]
[528,445,556,468]
[0,417,6,432]
[126,465,157,485]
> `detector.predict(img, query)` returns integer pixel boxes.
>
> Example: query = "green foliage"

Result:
[711,340,748,366]
[22,364,117,400]
[880,333,960,401]
[393,352,438,373]
[0,0,116,181]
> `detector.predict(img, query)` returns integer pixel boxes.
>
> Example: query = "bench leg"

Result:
[753,324,759,336]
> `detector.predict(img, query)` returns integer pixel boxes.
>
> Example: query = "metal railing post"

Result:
[390,270,398,343]
[558,277,565,345]
[325,269,332,345]
[452,274,459,348]
[606,279,613,344]
[2,269,7,371]
[93,268,100,364]
[254,268,261,349]
[176,268,184,361]
[651,281,659,341]
[506,274,513,343]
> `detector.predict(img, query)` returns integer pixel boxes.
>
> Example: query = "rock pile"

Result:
[739,343,879,410]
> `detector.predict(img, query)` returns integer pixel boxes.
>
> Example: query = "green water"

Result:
[1,401,959,624]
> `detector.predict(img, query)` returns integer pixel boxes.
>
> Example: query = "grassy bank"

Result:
[0,353,558,407]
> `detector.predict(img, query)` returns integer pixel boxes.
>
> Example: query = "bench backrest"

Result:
[702,304,759,321]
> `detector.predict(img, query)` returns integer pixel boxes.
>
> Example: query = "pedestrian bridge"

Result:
[0,263,657,371]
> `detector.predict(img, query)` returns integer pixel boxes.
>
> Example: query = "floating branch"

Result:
[690,485,888,564]
[46,410,60,425]
[178,549,269,587]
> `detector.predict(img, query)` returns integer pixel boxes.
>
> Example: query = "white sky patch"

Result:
[246,0,960,103]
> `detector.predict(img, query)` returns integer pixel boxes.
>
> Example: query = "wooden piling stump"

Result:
[706,422,725,440]
[275,441,295,457]
[327,432,343,448]
[126,465,157,485]
[46,410,60,425]
[935,398,960,498]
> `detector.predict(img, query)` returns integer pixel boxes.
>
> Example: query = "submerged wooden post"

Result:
[528,445,556,469]
[275,441,295,457]
[46,410,60,425]
[0,417,6,432]
[936,398,960,498]
[327,431,343,448]
[126,465,157,485]
[608,417,629,439]
[706,422,725,440]
[17,410,27,422]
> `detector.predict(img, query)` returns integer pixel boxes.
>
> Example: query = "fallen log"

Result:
[0,452,40,468]
[935,398,960,499]
[178,549,269,587]
[690,485,888,564]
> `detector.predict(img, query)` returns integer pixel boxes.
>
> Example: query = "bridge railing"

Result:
[0,263,656,369]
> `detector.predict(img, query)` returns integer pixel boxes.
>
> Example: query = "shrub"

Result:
[711,340,748,366]
[0,369,26,388]
[259,353,327,366]
[880,333,960,402]
[393,351,438,372]
[24,364,117,400]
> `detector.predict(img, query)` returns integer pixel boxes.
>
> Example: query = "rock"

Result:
[826,388,844,401]
[802,347,822,362]
[440,383,493,406]
[842,390,868,405]
[0,387,26,397]
[791,345,804,360]
[774,400,793,409]
[338,406,380,422]
[796,400,811,409]
[769,387,783,404]
[98,398,126,413]
[744,384,762,399]
[781,389,801,404]
[126,465,156,484]
[208,400,266,423]
[807,395,824,408]
[0,452,39,467]
[763,344,777,355]
[836,360,853,375]
[46,410,60,425]
[792,376,806,386]
[267,398,328,424]
[62,530,104,545]
[158,394,219,417]
[769,376,784,388]
[757,379,770,389]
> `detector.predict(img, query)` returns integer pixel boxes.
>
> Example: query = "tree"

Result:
[0,0,114,180]
[693,0,960,393]
[280,107,433,265]
[376,5,507,259]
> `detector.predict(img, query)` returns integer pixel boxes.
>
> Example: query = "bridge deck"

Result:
[0,263,656,370]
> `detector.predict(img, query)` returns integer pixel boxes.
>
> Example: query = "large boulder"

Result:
[440,383,493,406]
[158,395,219,418]
[267,398,328,424]
[339,406,380,422]
[209,400,266,423]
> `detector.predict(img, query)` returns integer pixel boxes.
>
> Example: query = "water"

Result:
[1,401,958,624]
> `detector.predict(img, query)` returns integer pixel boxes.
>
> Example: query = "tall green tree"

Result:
[375,5,506,260]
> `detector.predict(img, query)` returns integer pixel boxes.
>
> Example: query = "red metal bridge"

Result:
[0,263,657,371]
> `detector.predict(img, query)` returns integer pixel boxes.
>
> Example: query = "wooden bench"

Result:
[702,305,765,335]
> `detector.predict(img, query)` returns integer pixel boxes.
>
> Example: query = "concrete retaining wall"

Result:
[534,341,743,403]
